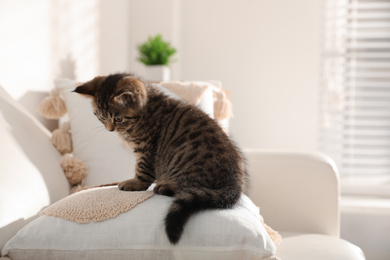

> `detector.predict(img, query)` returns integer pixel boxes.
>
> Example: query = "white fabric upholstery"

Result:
[0,85,69,251]
[245,149,365,259]
[276,234,365,260]
[245,149,340,237]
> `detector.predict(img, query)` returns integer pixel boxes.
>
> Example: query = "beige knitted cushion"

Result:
[40,187,153,223]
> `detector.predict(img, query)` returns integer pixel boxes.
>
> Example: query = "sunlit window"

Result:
[320,0,390,178]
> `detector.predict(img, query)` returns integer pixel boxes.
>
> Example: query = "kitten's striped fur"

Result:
[75,73,248,244]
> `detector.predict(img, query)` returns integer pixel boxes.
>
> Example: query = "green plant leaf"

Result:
[137,34,177,66]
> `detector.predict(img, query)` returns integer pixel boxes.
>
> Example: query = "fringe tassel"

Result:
[263,222,282,244]
[213,89,233,120]
[37,88,67,119]
[51,122,73,154]
[60,154,87,186]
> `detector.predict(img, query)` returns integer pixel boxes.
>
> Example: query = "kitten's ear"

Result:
[74,76,105,97]
[114,77,147,107]
[114,91,136,105]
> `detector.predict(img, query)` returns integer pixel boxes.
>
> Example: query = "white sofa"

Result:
[0,83,365,259]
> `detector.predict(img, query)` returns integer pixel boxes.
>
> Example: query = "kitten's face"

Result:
[92,100,133,132]
[74,74,147,132]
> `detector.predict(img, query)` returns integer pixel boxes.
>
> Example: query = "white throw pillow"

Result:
[1,191,277,260]
[159,80,215,119]
[0,85,69,251]
[55,78,137,186]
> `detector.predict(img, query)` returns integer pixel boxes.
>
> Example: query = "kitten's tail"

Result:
[164,185,241,244]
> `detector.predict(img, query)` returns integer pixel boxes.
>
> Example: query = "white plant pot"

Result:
[144,65,170,82]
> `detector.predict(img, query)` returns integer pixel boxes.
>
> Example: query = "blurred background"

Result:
[0,1,389,259]
[0,0,320,151]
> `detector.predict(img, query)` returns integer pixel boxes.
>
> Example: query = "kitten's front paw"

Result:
[118,179,140,191]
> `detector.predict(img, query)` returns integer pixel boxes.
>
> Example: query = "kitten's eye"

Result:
[114,117,123,123]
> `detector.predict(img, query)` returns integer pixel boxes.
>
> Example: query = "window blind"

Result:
[320,0,390,176]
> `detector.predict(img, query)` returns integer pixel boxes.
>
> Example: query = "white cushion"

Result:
[276,234,365,260]
[1,192,277,260]
[159,81,215,119]
[0,85,69,251]
[55,78,137,186]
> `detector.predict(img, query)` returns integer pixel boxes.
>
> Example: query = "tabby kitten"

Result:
[74,73,248,244]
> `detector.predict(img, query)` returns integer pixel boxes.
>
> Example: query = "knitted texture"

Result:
[40,187,154,223]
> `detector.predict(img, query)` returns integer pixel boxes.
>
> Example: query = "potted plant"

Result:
[137,34,177,81]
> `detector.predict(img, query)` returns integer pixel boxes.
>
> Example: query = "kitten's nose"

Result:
[106,123,115,132]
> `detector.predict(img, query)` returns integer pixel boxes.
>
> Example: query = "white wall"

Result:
[0,0,129,129]
[99,0,131,75]
[0,0,52,99]
[128,0,321,151]
[179,0,320,150]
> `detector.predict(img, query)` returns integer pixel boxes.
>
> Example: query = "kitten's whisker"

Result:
[90,125,107,135]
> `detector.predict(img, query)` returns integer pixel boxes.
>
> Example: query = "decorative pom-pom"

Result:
[60,154,87,186]
[37,88,67,119]
[213,90,233,120]
[51,122,73,154]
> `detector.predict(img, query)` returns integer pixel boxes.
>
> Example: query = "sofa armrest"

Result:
[244,149,340,237]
